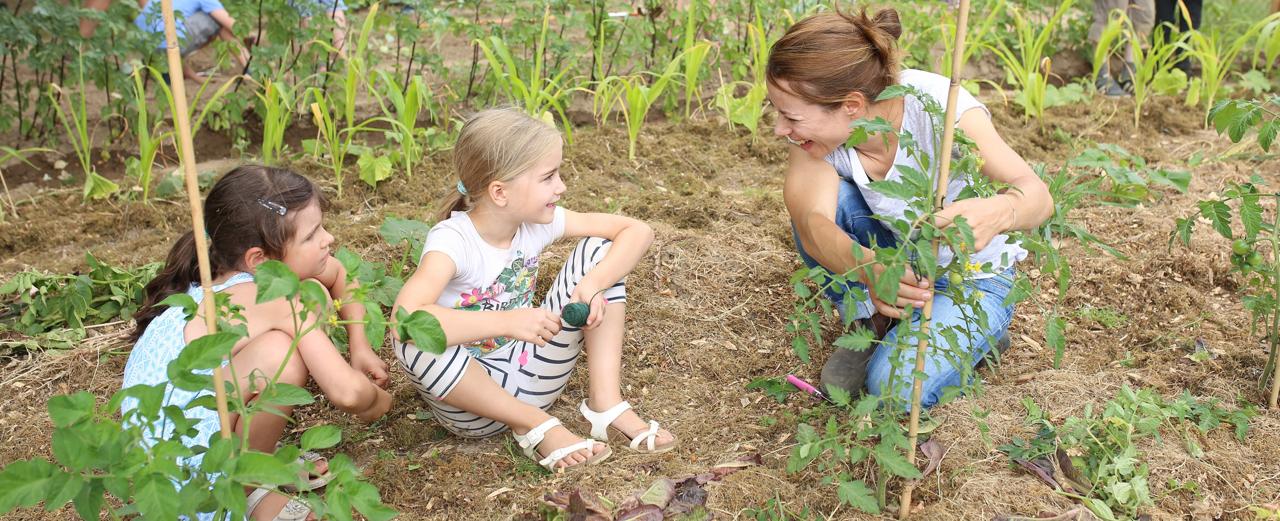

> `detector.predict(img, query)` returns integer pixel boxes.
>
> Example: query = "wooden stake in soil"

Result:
[899,0,971,518]
[159,0,233,438]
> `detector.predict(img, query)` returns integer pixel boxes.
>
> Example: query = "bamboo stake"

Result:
[159,0,233,438]
[899,0,971,518]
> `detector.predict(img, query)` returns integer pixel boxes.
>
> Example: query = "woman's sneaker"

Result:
[819,316,890,397]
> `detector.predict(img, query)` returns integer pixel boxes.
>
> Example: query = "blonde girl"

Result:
[393,108,677,471]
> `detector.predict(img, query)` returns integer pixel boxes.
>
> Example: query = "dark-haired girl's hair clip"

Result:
[256,198,287,216]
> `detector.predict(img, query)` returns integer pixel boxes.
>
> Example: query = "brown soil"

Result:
[2,94,1280,521]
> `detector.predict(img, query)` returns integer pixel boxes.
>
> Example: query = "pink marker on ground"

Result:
[786,374,830,402]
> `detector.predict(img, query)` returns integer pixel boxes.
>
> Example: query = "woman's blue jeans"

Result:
[792,179,1015,411]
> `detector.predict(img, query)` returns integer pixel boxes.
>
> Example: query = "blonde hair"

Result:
[438,107,563,221]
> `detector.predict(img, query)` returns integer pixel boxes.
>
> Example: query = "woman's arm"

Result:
[784,147,932,318]
[935,110,1055,249]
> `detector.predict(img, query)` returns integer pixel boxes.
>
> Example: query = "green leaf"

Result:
[301,425,342,450]
[872,443,922,479]
[837,479,880,514]
[72,478,104,521]
[1046,314,1067,369]
[167,332,239,392]
[834,328,875,352]
[132,473,179,520]
[0,458,58,511]
[83,172,119,200]
[394,307,447,355]
[791,336,810,364]
[51,426,93,471]
[42,472,84,510]
[1148,169,1191,193]
[298,280,331,320]
[260,383,315,407]
[1240,195,1264,239]
[364,301,387,351]
[234,451,297,486]
[1197,200,1234,239]
[48,392,95,428]
[1259,120,1279,153]
[1151,68,1188,96]
[358,154,394,188]
[1172,217,1195,247]
[254,260,300,304]
[157,293,199,321]
[379,216,431,262]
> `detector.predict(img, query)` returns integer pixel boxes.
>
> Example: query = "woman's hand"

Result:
[507,308,562,346]
[569,280,609,330]
[350,347,390,388]
[933,195,1017,251]
[864,263,932,319]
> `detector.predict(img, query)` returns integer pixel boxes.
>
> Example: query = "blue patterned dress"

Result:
[120,272,254,469]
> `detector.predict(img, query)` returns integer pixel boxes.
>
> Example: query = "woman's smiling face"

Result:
[767,78,856,159]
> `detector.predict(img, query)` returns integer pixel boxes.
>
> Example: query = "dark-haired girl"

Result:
[766,9,1054,410]
[121,166,391,520]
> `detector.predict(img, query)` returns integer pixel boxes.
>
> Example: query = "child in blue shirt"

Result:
[134,0,249,81]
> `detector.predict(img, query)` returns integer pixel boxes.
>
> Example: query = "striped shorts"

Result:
[394,237,626,438]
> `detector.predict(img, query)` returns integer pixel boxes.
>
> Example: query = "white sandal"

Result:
[512,417,612,472]
[246,487,311,521]
[579,400,678,454]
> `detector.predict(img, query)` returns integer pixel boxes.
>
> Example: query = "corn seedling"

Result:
[1129,24,1184,129]
[678,3,715,119]
[308,87,373,196]
[714,18,771,135]
[715,80,768,134]
[253,78,296,165]
[608,57,683,160]
[476,4,575,141]
[0,146,51,221]
[939,0,1005,77]
[1183,13,1280,123]
[126,69,170,202]
[1256,17,1280,74]
[148,64,239,162]
[986,0,1074,120]
[584,74,626,128]
[48,57,116,200]
[1090,9,1129,89]
[370,71,429,177]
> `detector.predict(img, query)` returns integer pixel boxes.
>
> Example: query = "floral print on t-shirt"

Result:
[456,253,540,355]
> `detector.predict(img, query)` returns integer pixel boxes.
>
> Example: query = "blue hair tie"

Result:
[456,181,468,195]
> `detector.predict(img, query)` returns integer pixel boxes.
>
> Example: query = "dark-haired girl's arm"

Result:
[316,256,390,387]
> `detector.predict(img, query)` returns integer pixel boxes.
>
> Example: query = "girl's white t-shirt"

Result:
[422,206,566,355]
[824,68,1026,276]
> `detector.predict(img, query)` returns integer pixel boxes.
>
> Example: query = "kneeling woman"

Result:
[766,9,1053,409]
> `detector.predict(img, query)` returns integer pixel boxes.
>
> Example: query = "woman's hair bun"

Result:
[871,8,902,41]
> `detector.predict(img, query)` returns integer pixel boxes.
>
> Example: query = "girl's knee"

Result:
[239,330,310,385]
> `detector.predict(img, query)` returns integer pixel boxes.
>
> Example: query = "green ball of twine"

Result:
[561,302,590,327]
[561,288,608,327]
